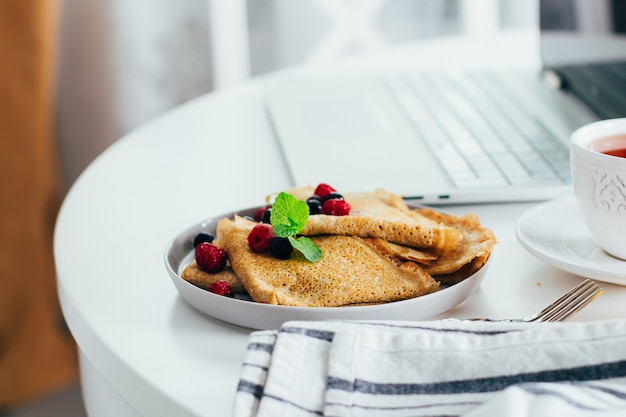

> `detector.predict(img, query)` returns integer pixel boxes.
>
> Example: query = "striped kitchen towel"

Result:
[233,319,626,417]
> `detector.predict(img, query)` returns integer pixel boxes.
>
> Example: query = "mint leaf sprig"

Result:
[270,192,322,263]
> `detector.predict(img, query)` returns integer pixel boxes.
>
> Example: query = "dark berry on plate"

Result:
[195,242,227,273]
[325,192,344,201]
[193,232,214,247]
[314,183,336,199]
[306,196,323,215]
[261,208,272,224]
[207,280,235,297]
[269,237,293,259]
[247,223,275,252]
[321,199,351,216]
[254,205,271,222]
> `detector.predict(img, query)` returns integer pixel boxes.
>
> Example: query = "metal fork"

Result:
[470,279,603,323]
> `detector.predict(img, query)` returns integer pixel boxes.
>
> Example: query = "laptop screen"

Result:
[539,0,626,118]
[540,0,626,66]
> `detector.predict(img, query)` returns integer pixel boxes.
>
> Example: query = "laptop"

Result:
[263,0,626,205]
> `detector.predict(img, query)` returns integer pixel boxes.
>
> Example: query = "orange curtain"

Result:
[0,0,78,408]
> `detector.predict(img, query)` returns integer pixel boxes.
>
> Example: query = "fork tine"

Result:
[535,279,598,322]
[525,279,601,322]
[524,279,591,322]
[543,285,603,322]
[465,279,602,323]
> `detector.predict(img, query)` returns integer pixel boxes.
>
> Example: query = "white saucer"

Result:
[516,195,626,286]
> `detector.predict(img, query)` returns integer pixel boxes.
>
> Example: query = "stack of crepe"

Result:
[181,187,496,307]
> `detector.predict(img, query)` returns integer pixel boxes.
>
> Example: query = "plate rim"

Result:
[164,204,490,328]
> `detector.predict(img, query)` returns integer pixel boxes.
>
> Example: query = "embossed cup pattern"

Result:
[591,170,626,215]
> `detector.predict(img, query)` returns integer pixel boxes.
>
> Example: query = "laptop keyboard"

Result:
[381,71,571,188]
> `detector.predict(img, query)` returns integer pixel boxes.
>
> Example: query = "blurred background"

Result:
[0,0,595,415]
[56,0,536,193]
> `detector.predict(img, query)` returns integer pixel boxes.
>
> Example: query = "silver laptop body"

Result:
[264,1,626,205]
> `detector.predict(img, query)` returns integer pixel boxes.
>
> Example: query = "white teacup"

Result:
[570,118,626,260]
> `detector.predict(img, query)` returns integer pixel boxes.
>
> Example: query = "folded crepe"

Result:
[415,208,497,284]
[215,216,439,307]
[357,209,496,284]
[281,187,463,253]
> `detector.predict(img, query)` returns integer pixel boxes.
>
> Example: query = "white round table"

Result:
[54,31,626,417]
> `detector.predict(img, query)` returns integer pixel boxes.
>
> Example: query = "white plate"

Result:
[164,206,490,330]
[516,195,626,286]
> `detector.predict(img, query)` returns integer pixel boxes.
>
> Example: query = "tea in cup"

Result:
[570,118,626,260]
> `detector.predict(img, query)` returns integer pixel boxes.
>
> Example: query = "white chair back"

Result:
[207,0,517,89]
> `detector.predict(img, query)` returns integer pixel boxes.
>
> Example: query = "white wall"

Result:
[55,0,212,191]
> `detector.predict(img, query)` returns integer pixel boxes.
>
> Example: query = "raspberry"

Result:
[322,199,351,216]
[314,183,337,199]
[207,280,235,297]
[247,223,275,252]
[195,242,227,273]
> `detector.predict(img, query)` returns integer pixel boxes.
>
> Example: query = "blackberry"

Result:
[306,196,323,215]
[325,192,344,201]
[269,237,293,259]
[261,208,272,224]
[254,205,271,222]
[193,232,214,247]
